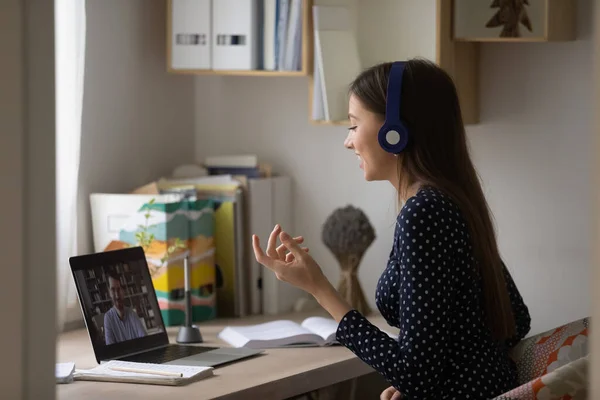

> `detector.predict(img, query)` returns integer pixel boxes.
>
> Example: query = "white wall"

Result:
[194,73,400,311]
[468,2,594,334]
[194,2,593,335]
[78,0,196,254]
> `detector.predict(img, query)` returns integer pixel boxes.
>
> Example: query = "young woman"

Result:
[252,58,531,400]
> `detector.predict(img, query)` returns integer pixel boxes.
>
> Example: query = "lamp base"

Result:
[176,325,203,344]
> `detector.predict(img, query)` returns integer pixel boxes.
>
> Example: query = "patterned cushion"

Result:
[509,317,589,385]
[492,317,590,400]
[493,354,589,400]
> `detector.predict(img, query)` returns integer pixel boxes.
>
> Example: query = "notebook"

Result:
[73,360,214,386]
[218,316,342,349]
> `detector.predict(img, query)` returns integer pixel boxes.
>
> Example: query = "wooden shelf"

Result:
[454,37,549,43]
[453,0,576,42]
[166,0,312,77]
[308,0,480,126]
[167,69,307,77]
[310,119,350,127]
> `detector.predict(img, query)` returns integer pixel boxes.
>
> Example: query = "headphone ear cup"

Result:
[378,123,409,154]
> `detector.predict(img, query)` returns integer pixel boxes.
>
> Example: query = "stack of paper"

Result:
[74,360,214,386]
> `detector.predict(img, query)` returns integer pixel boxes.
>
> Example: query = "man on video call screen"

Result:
[103,270,147,345]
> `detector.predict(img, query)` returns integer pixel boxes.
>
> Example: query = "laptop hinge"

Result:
[104,343,171,363]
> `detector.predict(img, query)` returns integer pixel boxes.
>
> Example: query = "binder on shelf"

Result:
[263,0,278,70]
[282,0,303,71]
[212,0,260,70]
[247,179,270,314]
[170,0,212,70]
[312,5,361,121]
[275,0,290,70]
[248,176,303,316]
[272,0,303,71]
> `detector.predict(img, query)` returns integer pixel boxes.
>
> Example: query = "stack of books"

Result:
[203,155,272,179]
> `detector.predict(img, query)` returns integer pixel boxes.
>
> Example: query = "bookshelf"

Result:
[166,0,312,77]
[83,262,163,336]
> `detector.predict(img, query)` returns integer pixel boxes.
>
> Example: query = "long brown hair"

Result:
[349,58,515,340]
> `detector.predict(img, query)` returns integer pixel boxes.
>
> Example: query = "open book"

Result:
[218,316,341,349]
[73,360,214,386]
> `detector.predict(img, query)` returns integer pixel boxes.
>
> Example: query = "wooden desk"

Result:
[57,311,389,400]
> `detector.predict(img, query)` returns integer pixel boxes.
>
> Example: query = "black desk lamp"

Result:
[176,254,203,343]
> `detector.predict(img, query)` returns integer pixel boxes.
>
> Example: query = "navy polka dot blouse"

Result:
[335,186,531,399]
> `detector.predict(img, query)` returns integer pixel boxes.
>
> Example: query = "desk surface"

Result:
[57,310,388,400]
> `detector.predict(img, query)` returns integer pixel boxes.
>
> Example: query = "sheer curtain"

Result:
[55,0,86,331]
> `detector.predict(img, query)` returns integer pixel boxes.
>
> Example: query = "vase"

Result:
[335,253,371,316]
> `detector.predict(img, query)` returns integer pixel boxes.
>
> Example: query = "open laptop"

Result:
[69,246,262,367]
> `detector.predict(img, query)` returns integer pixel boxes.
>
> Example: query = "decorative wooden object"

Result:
[454,0,576,42]
[485,0,533,38]
[321,205,375,316]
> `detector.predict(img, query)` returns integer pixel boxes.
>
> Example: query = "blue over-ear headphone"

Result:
[378,61,409,154]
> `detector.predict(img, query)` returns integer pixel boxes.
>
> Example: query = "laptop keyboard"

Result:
[120,345,215,364]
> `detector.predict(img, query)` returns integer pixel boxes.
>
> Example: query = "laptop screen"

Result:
[70,247,170,363]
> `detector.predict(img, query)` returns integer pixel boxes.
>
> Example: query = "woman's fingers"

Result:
[380,386,397,400]
[257,227,308,267]
[253,235,279,271]
[279,231,305,259]
[254,234,309,270]
[285,247,310,263]
[266,225,281,258]
[276,243,287,260]
[276,236,304,260]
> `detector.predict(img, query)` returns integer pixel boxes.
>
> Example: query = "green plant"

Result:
[134,198,187,265]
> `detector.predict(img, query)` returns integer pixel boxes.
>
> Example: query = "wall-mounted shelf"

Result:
[168,69,307,77]
[311,119,350,127]
[309,0,479,126]
[454,0,576,42]
[166,0,312,77]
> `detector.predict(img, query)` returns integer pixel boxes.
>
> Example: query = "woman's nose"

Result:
[344,131,353,149]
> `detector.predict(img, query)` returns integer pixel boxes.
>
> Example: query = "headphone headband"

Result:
[386,62,405,125]
[378,61,409,154]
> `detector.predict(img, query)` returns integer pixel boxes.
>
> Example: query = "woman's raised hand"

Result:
[252,224,328,296]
